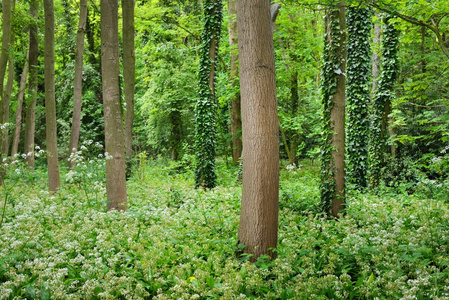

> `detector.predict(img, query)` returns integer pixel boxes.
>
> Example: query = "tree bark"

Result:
[24,0,39,168]
[228,0,242,164]
[43,0,61,192]
[321,3,346,217]
[11,52,29,158]
[236,0,279,261]
[68,0,88,169]
[122,0,136,166]
[101,0,127,211]
[3,46,15,156]
[0,0,13,163]
[372,14,381,95]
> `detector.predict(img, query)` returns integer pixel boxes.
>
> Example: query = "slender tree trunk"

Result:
[372,14,381,95]
[169,105,182,161]
[24,0,39,168]
[236,0,279,261]
[101,0,127,211]
[320,3,346,217]
[11,52,29,158]
[122,0,136,166]
[68,0,88,168]
[3,47,15,156]
[43,0,61,192]
[228,0,242,164]
[0,0,13,166]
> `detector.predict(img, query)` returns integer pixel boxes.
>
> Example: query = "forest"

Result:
[0,0,449,298]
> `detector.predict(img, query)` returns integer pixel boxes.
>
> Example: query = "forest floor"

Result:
[1,158,449,299]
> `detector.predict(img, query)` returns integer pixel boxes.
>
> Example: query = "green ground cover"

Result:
[1,158,449,299]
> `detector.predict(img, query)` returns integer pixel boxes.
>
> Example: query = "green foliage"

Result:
[369,14,399,189]
[194,0,222,189]
[319,6,343,213]
[2,160,449,298]
[346,6,371,190]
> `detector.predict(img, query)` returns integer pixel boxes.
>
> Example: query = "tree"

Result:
[43,0,61,192]
[236,0,279,261]
[101,0,127,211]
[122,0,136,169]
[194,0,222,188]
[346,6,371,189]
[369,14,399,189]
[320,2,346,217]
[0,0,13,164]
[24,0,39,168]
[227,0,242,164]
[11,51,29,158]
[68,0,88,169]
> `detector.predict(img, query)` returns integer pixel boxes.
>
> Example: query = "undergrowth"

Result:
[1,156,449,299]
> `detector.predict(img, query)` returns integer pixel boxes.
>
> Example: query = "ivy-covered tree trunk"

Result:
[3,41,15,156]
[101,0,127,211]
[228,0,242,164]
[24,0,39,168]
[68,0,88,169]
[320,3,346,217]
[194,0,222,188]
[372,13,381,95]
[44,0,61,192]
[346,7,371,190]
[369,15,399,189]
[237,0,279,261]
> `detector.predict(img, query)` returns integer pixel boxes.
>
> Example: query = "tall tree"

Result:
[24,0,39,168]
[101,0,127,211]
[236,0,279,261]
[43,0,61,191]
[369,14,399,189]
[122,0,136,169]
[68,0,88,169]
[320,2,346,217]
[346,6,371,189]
[227,0,242,164]
[194,0,222,188]
[0,0,13,163]
[3,39,15,156]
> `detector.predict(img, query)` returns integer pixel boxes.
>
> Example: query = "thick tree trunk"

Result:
[11,52,29,158]
[68,0,88,169]
[101,0,127,211]
[122,0,136,165]
[44,0,61,192]
[236,0,279,261]
[228,0,242,164]
[24,0,39,168]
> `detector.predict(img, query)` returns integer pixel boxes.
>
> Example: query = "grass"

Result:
[1,157,449,299]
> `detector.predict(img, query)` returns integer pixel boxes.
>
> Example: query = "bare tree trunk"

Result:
[236,0,279,261]
[24,0,39,168]
[0,0,13,165]
[68,0,88,168]
[43,0,61,192]
[11,52,29,158]
[228,0,242,164]
[122,0,136,167]
[101,0,127,211]
[3,48,15,156]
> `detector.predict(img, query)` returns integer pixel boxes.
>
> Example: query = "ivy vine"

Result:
[194,0,223,189]
[369,14,399,189]
[320,5,345,213]
[346,6,371,190]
